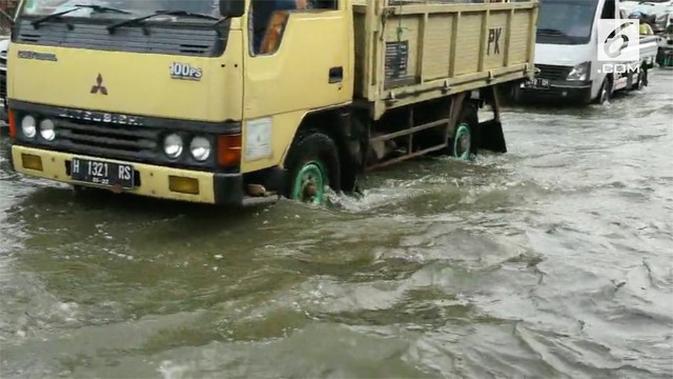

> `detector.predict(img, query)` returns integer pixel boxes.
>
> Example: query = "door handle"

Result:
[329,66,344,84]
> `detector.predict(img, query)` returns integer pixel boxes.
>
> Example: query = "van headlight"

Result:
[190,136,211,162]
[39,119,56,141]
[567,62,591,81]
[163,134,184,159]
[21,115,37,139]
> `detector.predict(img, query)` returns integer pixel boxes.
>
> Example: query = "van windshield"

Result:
[537,0,599,45]
[22,0,220,18]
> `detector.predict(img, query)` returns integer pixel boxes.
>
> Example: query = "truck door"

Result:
[241,0,353,172]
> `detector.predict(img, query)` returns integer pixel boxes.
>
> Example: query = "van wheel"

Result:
[450,103,478,160]
[633,71,643,90]
[640,68,648,87]
[285,132,341,205]
[595,78,612,105]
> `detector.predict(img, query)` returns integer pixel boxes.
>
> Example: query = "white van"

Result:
[517,0,659,104]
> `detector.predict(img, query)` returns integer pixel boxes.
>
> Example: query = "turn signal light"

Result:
[21,153,43,171]
[169,175,200,195]
[217,134,241,167]
[8,110,17,139]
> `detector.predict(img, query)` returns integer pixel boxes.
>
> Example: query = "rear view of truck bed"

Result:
[353,0,539,119]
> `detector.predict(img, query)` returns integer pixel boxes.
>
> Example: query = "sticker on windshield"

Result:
[170,62,203,81]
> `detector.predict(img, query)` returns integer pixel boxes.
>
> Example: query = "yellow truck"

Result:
[6,0,538,206]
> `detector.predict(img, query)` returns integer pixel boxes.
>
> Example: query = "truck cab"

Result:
[7,0,353,205]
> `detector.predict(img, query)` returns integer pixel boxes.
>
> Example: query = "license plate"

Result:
[526,78,550,89]
[71,158,135,188]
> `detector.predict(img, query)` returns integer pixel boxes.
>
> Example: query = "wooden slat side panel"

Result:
[484,11,509,69]
[453,13,481,76]
[422,14,453,81]
[509,10,533,65]
[383,15,421,87]
[352,1,539,118]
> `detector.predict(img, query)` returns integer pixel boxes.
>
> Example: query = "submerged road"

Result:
[0,71,672,378]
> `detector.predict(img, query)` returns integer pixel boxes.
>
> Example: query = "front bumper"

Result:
[11,145,246,205]
[517,81,592,104]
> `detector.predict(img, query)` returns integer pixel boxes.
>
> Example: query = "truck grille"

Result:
[55,119,161,162]
[536,64,571,81]
[15,20,227,57]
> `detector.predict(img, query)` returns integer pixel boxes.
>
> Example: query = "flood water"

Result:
[1,71,672,378]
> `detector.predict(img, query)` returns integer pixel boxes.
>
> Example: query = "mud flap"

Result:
[477,119,507,153]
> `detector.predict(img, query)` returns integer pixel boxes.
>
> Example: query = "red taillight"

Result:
[8,110,17,139]
[217,134,241,167]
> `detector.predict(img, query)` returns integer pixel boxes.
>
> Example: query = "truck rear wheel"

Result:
[453,123,473,160]
[450,103,478,160]
[285,132,341,205]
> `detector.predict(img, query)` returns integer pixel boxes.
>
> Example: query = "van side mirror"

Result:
[220,0,245,18]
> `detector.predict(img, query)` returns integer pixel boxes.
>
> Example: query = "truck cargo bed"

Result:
[353,0,539,118]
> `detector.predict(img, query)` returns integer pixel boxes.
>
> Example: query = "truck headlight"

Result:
[189,136,211,162]
[21,115,37,139]
[567,62,591,81]
[163,134,184,159]
[39,119,56,141]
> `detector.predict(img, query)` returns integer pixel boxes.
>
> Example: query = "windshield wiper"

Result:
[537,28,567,36]
[107,10,220,33]
[32,4,130,28]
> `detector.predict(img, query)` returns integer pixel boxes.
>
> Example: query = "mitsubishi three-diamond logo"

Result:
[90,73,108,95]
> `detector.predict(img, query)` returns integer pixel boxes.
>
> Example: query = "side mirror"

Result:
[220,0,245,18]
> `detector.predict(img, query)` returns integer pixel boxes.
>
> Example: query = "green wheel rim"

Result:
[453,123,472,160]
[292,161,327,205]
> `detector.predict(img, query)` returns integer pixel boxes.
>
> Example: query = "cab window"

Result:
[601,0,615,19]
[251,0,338,56]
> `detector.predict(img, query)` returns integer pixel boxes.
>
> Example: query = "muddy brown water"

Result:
[0,71,672,378]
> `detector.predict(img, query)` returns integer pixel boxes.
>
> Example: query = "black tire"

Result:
[633,71,644,91]
[284,132,341,204]
[594,78,612,105]
[449,102,478,160]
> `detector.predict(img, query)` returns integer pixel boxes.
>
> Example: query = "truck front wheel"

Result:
[285,132,341,205]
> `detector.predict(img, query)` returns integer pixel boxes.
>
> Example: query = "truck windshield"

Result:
[537,0,599,45]
[22,0,220,18]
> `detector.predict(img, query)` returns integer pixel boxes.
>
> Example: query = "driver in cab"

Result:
[252,0,309,53]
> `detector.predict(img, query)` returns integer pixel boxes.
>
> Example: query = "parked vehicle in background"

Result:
[6,0,539,206]
[516,0,658,105]
[658,23,673,66]
[621,0,673,33]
